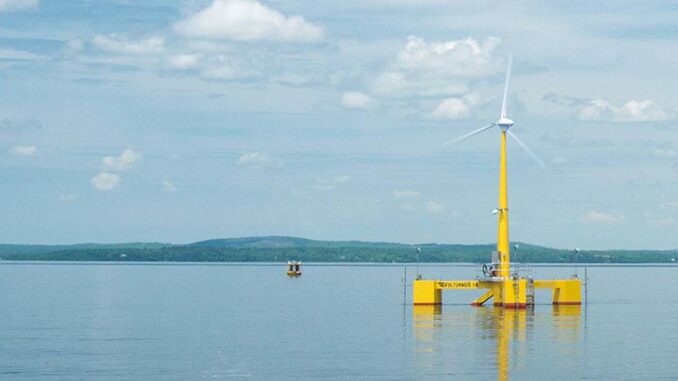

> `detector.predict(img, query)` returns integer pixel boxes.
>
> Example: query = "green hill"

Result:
[0,236,675,263]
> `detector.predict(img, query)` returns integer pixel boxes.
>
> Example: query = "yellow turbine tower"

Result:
[413,56,581,308]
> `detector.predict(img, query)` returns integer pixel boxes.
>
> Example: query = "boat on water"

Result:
[286,261,302,277]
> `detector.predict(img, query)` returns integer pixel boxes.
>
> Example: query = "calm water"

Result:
[1,262,677,380]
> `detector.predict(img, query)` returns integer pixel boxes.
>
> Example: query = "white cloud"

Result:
[0,0,37,12]
[372,36,503,98]
[579,99,667,122]
[425,201,445,214]
[102,149,141,171]
[236,152,280,168]
[431,92,483,119]
[393,190,420,199]
[91,172,121,191]
[431,97,470,119]
[162,180,177,193]
[167,54,201,70]
[341,91,376,110]
[582,210,626,224]
[9,144,37,156]
[92,34,165,55]
[174,0,324,42]
[314,175,350,191]
[58,194,78,202]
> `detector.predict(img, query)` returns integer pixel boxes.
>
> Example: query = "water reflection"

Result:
[413,305,581,380]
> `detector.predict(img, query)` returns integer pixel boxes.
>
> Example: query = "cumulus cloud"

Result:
[92,34,165,55]
[102,149,141,171]
[425,201,445,214]
[341,91,376,110]
[431,98,470,119]
[9,144,37,156]
[236,152,280,168]
[372,36,502,98]
[174,0,324,42]
[544,93,670,123]
[314,175,350,191]
[579,99,667,122]
[0,0,37,12]
[582,210,626,224]
[91,172,120,191]
[162,180,177,193]
[430,92,484,119]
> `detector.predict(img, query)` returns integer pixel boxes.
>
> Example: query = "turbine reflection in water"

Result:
[413,305,581,380]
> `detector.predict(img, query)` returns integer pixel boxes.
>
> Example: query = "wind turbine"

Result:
[412,57,582,307]
[446,55,544,279]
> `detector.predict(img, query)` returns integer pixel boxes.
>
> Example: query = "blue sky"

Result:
[1,0,677,249]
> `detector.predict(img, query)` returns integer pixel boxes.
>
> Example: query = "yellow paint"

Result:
[497,130,510,278]
[535,279,581,305]
[413,277,581,306]
[413,280,441,305]
[495,279,527,308]
[471,289,494,306]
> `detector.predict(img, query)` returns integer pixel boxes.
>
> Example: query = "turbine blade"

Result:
[507,130,545,168]
[500,55,513,118]
[445,123,496,147]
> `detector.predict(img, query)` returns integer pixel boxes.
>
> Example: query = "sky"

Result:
[0,0,677,249]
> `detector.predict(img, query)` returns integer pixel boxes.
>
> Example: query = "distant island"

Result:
[0,236,676,263]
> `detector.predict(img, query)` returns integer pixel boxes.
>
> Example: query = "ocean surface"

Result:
[1,262,677,380]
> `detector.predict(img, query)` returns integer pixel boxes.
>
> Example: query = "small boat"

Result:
[286,261,302,277]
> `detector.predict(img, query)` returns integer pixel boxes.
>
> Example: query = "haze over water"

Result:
[1,262,676,380]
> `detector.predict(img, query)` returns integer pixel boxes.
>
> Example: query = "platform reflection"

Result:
[413,305,581,381]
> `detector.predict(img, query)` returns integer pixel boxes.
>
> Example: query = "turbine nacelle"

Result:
[496,117,514,130]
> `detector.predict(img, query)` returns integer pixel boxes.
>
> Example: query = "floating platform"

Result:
[413,278,581,307]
